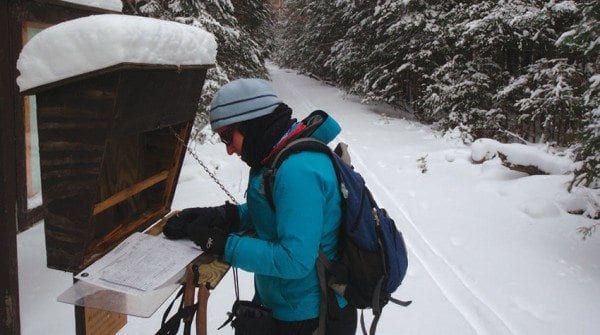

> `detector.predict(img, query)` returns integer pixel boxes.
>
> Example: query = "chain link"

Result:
[169,126,239,205]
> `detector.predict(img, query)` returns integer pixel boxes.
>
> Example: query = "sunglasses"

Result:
[217,126,235,145]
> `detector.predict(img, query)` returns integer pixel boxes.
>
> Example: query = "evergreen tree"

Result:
[572,74,600,189]
[560,0,600,190]
[231,0,274,56]
[352,0,412,105]
[325,0,375,90]
[390,0,453,110]
[274,0,345,79]
[271,0,303,69]
[509,58,585,145]
[419,55,504,141]
[417,0,582,143]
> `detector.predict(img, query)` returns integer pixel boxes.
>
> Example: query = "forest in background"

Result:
[274,0,598,192]
[125,0,598,204]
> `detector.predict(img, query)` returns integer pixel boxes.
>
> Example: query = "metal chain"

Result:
[169,126,239,205]
[170,126,242,300]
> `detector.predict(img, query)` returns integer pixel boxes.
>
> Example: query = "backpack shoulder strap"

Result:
[263,138,336,210]
[272,138,333,168]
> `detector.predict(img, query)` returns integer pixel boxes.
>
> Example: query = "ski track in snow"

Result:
[348,149,516,335]
[271,67,516,335]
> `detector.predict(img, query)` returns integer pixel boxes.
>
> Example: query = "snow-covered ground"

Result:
[18,65,600,334]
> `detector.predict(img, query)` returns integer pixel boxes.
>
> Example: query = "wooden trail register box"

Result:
[22,64,211,274]
[16,13,232,334]
[23,62,233,334]
[21,63,227,334]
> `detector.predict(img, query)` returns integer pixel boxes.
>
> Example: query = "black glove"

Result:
[163,202,240,240]
[189,224,229,256]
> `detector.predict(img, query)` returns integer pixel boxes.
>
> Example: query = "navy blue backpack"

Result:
[264,137,410,335]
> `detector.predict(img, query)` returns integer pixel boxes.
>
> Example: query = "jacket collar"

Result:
[260,110,341,165]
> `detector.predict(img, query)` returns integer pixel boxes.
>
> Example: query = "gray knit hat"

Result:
[209,78,283,130]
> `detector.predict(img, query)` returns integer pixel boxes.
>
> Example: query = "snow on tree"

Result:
[419,55,505,142]
[556,0,600,192]
[230,0,274,57]
[352,0,420,105]
[416,1,582,142]
[506,58,585,145]
[386,0,452,109]
[324,0,375,91]
[273,0,346,80]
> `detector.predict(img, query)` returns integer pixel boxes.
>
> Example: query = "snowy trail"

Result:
[269,65,514,334]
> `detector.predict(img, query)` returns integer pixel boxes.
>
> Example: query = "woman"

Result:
[164,78,357,335]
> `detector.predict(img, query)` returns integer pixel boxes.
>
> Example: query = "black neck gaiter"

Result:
[239,103,295,169]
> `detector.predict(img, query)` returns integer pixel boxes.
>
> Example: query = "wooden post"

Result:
[0,1,21,334]
[196,284,210,335]
[183,266,197,331]
[75,301,127,335]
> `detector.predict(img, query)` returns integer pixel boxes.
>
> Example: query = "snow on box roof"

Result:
[17,14,217,92]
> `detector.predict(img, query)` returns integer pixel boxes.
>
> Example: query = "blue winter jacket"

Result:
[223,114,344,321]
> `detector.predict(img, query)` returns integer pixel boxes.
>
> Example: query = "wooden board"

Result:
[83,308,127,335]
[1,2,21,333]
